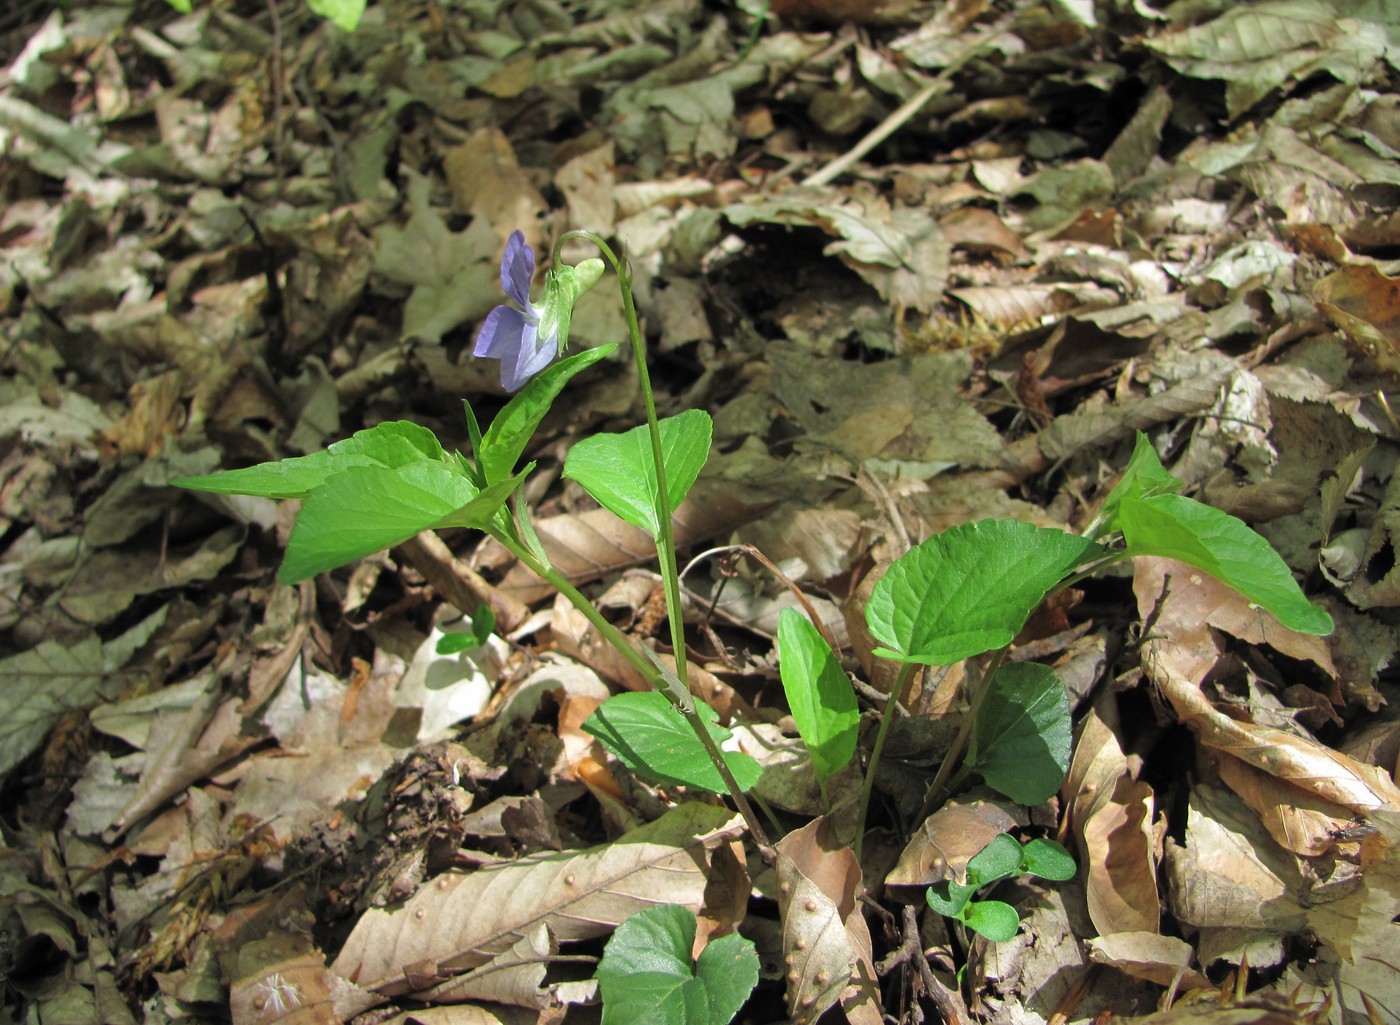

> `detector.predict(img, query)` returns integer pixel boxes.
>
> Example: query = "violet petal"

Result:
[500,230,535,310]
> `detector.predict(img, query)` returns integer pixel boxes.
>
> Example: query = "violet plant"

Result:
[174,226,1333,1022]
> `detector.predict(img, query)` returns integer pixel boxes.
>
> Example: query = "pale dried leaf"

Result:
[887,798,1021,887]
[330,803,743,997]
[774,817,880,1025]
[1165,785,1306,934]
[418,924,555,1008]
[1306,811,1400,1024]
[230,952,335,1025]
[1087,932,1211,990]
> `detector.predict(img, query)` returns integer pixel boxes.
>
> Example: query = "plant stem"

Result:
[536,232,773,853]
[495,529,772,851]
[918,648,1008,822]
[854,661,917,861]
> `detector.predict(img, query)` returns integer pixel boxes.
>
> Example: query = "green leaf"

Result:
[1021,838,1076,881]
[563,410,713,537]
[436,632,477,655]
[925,879,977,918]
[305,0,366,31]
[776,609,858,782]
[1096,432,1182,537]
[865,520,1104,665]
[279,464,526,583]
[164,0,193,11]
[172,421,447,500]
[582,691,762,795]
[965,833,1024,888]
[480,345,617,485]
[962,899,1020,942]
[1119,493,1333,635]
[965,662,1071,805]
[435,605,496,654]
[471,604,497,645]
[596,904,758,1025]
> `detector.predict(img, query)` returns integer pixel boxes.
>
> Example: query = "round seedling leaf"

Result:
[925,880,977,918]
[965,833,1025,888]
[962,899,1021,943]
[1021,838,1077,881]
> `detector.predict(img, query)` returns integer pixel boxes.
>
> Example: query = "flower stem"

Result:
[855,661,916,861]
[537,232,773,852]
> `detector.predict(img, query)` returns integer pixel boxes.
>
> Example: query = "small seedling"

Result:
[435,605,496,655]
[925,833,1078,942]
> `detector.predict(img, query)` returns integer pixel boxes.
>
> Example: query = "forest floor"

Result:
[1,0,1399,1023]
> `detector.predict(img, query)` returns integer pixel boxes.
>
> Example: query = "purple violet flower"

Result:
[474,230,555,392]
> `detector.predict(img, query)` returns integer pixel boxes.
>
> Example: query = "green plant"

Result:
[435,605,496,654]
[925,833,1078,943]
[162,0,366,32]
[172,225,1332,1018]
[595,904,759,1025]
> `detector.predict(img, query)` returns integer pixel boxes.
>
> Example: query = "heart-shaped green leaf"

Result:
[582,690,761,795]
[865,520,1104,666]
[563,409,712,537]
[965,661,1071,805]
[596,904,758,1025]
[776,608,858,782]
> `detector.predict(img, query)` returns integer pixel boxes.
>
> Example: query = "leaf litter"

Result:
[0,0,1398,1022]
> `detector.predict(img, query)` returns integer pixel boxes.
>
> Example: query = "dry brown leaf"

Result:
[887,798,1021,888]
[774,817,881,1025]
[1164,786,1306,936]
[1313,262,1400,379]
[485,483,762,604]
[417,925,557,1008]
[330,803,743,998]
[1065,704,1159,935]
[111,676,258,838]
[1216,754,1353,857]
[1134,555,1336,679]
[380,1006,540,1025]
[1086,931,1210,990]
[230,950,336,1025]
[1134,556,1400,851]
[1306,811,1400,1024]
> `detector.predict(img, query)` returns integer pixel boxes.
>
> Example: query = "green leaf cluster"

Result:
[925,833,1076,942]
[173,348,614,583]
